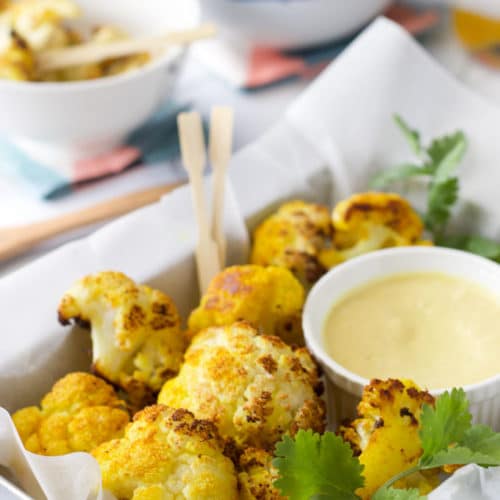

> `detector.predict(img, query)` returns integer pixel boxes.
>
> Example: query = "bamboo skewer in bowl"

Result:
[37,24,217,72]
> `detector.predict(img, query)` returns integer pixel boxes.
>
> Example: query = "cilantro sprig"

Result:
[371,114,466,237]
[273,389,500,500]
[370,115,500,260]
[273,430,364,500]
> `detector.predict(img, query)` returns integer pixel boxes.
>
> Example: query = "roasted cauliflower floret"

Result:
[58,271,187,405]
[0,29,35,80]
[339,379,440,499]
[0,0,81,52]
[238,448,285,500]
[12,372,129,456]
[251,201,332,289]
[188,265,305,346]
[159,321,325,450]
[92,405,238,500]
[319,192,428,268]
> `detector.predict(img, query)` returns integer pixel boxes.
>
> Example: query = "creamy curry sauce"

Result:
[323,272,500,389]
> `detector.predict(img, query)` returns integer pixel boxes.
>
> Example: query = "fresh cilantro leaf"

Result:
[427,445,500,469]
[273,430,364,500]
[394,114,422,156]
[437,235,500,261]
[424,177,459,234]
[462,424,500,459]
[372,487,426,500]
[372,118,467,241]
[427,132,467,181]
[370,164,431,189]
[419,388,471,466]
[428,425,500,468]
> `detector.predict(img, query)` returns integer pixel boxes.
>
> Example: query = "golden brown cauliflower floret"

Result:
[12,372,129,456]
[188,265,305,346]
[319,192,429,268]
[339,379,440,499]
[159,321,325,451]
[0,30,35,80]
[0,0,81,52]
[238,448,286,500]
[58,271,187,406]
[251,201,332,289]
[92,405,238,500]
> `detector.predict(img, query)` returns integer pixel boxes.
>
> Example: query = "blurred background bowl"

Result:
[199,0,391,50]
[0,0,197,164]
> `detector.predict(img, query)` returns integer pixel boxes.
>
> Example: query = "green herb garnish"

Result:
[370,115,500,259]
[273,390,500,500]
[273,429,364,500]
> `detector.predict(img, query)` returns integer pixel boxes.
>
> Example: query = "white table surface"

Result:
[2,14,500,276]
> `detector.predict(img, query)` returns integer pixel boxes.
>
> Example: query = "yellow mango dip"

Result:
[323,272,500,389]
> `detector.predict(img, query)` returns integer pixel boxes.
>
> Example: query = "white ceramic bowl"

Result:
[0,0,197,164]
[200,0,391,50]
[303,246,500,430]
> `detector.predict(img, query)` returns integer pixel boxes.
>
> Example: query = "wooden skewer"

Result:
[37,23,216,72]
[177,111,221,293]
[0,181,184,262]
[209,106,234,268]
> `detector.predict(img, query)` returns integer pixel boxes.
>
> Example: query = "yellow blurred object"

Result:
[453,8,500,51]
[0,0,151,81]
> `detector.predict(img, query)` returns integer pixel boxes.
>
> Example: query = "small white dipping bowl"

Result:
[0,0,197,164]
[200,0,391,50]
[303,246,500,430]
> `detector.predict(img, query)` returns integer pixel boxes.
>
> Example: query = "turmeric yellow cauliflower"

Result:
[251,201,332,289]
[0,0,81,52]
[158,321,325,450]
[319,192,429,268]
[0,29,34,80]
[238,447,285,500]
[339,379,440,499]
[92,405,238,500]
[12,372,129,456]
[188,265,305,346]
[58,271,186,405]
[0,0,150,81]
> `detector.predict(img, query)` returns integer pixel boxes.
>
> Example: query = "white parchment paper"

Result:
[2,17,500,499]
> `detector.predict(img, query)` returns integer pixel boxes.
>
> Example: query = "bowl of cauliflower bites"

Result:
[10,192,460,499]
[0,0,188,162]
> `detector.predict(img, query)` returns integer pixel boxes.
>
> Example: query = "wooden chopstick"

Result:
[177,111,221,293]
[0,181,184,262]
[37,24,216,72]
[209,106,234,268]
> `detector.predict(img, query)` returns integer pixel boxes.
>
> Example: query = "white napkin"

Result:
[430,465,500,499]
[2,16,500,499]
[0,408,106,500]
